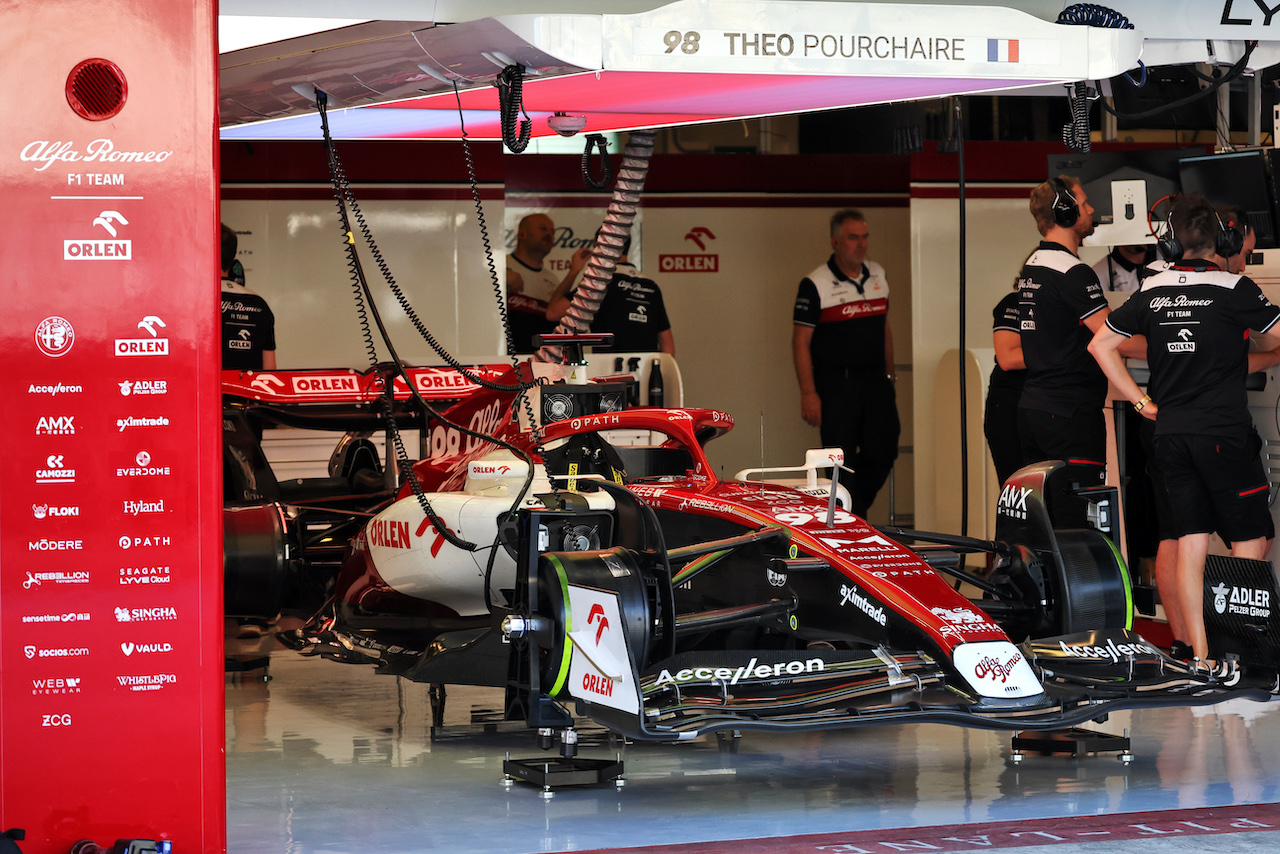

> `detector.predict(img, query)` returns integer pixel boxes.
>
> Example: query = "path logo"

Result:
[35,316,75,357]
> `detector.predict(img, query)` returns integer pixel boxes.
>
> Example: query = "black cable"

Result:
[956,97,969,539]
[1056,3,1133,28]
[1099,41,1257,123]
[1062,81,1093,154]
[496,64,532,153]
[581,134,613,190]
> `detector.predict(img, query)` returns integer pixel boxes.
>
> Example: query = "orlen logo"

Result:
[114,315,169,357]
[997,484,1032,520]
[35,316,75,358]
[65,210,131,260]
[36,415,75,435]
[292,374,359,394]
[367,518,417,550]
[32,503,79,519]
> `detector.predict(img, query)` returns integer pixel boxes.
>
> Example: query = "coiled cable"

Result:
[581,134,613,190]
[496,64,532,153]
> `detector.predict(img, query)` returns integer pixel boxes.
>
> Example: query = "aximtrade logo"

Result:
[35,316,75,357]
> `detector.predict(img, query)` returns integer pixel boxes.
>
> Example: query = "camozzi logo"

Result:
[32,503,80,519]
[36,415,75,435]
[115,315,169,356]
[36,454,74,484]
[119,379,167,396]
[34,316,75,358]
[114,606,177,622]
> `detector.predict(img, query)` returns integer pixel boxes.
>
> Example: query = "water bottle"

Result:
[648,359,664,408]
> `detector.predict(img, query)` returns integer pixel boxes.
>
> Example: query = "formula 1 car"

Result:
[223,358,1278,745]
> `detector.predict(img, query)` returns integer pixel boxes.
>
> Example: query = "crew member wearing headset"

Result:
[1017,176,1132,479]
[1089,194,1280,667]
[792,209,899,519]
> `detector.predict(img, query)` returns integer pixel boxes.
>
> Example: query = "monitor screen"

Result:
[1178,150,1277,249]
[1048,149,1187,236]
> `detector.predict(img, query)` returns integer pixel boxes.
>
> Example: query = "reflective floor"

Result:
[226,637,1280,854]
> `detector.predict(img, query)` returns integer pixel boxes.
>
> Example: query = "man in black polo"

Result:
[1089,194,1280,665]
[792,209,898,519]
[1017,177,1117,478]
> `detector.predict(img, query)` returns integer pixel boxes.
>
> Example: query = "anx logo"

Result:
[1211,582,1271,618]
[118,379,167,396]
[1056,637,1159,664]
[36,454,74,484]
[32,677,82,695]
[65,210,131,260]
[114,606,178,623]
[35,316,75,358]
[32,503,79,519]
[997,484,1033,520]
[120,641,173,657]
[115,315,168,357]
[36,415,75,435]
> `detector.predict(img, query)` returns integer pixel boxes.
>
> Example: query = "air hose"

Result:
[1054,4,1136,154]
[534,129,657,364]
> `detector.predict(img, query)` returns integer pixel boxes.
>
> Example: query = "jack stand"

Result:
[501,727,625,795]
[1010,727,1133,763]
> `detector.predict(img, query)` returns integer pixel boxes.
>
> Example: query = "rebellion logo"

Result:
[36,415,75,435]
[33,503,79,519]
[997,484,1033,520]
[974,651,1023,683]
[24,570,89,588]
[22,139,173,171]
[34,316,75,358]
[119,380,167,396]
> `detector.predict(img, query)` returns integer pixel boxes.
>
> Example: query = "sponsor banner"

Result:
[953,641,1043,698]
[21,612,91,624]
[566,585,641,715]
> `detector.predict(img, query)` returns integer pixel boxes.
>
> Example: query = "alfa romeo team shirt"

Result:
[1017,241,1109,416]
[506,256,562,352]
[793,256,889,371]
[1106,259,1280,439]
[221,278,275,371]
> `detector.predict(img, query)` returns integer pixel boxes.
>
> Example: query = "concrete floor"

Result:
[225,636,1280,854]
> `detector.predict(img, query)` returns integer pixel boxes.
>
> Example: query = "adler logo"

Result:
[1211,582,1272,618]
[997,484,1033,520]
[118,379,167,396]
[36,416,75,435]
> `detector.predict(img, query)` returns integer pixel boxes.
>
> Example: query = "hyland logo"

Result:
[839,583,888,626]
[34,316,75,357]
[118,535,171,550]
[29,538,83,551]
[114,606,178,622]
[997,484,1033,520]
[27,646,89,659]
[117,673,177,692]
[120,641,173,657]
[118,379,167,396]
[1211,582,1272,618]
[123,499,165,516]
[119,565,172,585]
[114,315,168,356]
[21,612,91,624]
[65,210,131,260]
[36,415,75,435]
[28,382,83,397]
[32,503,80,519]
[32,677,83,695]
[116,415,169,432]
[36,454,74,484]
[24,570,90,588]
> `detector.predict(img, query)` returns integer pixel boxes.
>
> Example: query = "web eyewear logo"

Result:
[115,315,168,356]
[35,316,75,357]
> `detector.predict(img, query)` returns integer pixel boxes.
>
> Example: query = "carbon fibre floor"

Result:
[225,635,1280,854]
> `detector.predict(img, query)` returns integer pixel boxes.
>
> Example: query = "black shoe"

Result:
[1169,640,1193,661]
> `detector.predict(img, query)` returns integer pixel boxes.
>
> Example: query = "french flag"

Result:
[988,39,1019,62]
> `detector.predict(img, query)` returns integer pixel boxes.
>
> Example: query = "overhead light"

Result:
[548,112,588,136]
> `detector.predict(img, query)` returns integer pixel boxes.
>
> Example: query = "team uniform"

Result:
[1106,259,1280,541]
[221,278,276,371]
[1091,246,1161,293]
[506,256,561,353]
[1017,241,1109,474]
[580,262,671,352]
[983,292,1026,484]
[793,255,899,517]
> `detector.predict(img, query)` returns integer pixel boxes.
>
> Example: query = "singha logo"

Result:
[1212,582,1229,615]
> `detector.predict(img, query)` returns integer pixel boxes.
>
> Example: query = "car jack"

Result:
[502,727,625,797]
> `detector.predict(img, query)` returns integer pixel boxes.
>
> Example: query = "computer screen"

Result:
[1178,150,1277,249]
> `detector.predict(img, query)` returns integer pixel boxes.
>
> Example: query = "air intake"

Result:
[66,59,127,121]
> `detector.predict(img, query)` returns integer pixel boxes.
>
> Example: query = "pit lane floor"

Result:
[226,635,1280,854]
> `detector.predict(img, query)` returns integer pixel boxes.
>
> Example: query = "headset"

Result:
[1050,177,1080,228]
[1157,197,1245,262]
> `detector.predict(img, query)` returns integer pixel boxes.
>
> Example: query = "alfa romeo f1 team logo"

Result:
[35,316,75,357]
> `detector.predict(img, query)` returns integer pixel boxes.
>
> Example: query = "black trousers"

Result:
[816,368,900,518]
[983,385,1024,485]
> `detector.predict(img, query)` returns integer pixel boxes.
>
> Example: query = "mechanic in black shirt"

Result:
[1089,194,1280,665]
[546,234,674,354]
[220,223,276,371]
[984,272,1028,485]
[1017,177,1133,480]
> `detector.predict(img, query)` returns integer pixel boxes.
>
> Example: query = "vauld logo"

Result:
[119,379,167,396]
[36,454,75,484]
[997,484,1033,520]
[119,641,172,657]
[115,315,169,357]
[35,316,75,357]
[65,209,131,260]
[36,415,75,435]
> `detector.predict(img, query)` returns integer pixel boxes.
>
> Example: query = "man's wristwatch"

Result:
[1134,393,1152,412]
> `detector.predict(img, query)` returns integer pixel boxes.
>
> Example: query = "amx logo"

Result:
[36,415,75,435]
